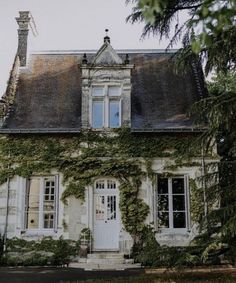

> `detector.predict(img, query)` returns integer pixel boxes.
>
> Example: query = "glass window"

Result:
[92,86,104,96]
[94,179,118,222]
[91,85,122,128]
[107,180,116,189]
[92,101,104,128]
[107,195,116,220]
[157,177,187,229]
[109,101,120,128]
[95,180,105,189]
[25,178,40,229]
[95,195,105,220]
[108,86,121,96]
[25,177,57,230]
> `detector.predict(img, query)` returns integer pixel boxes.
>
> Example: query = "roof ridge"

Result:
[30,49,179,55]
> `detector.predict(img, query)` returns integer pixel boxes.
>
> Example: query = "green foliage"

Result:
[189,178,205,224]
[4,236,78,266]
[79,228,92,243]
[190,72,236,263]
[127,0,236,73]
[119,179,149,236]
[132,227,203,267]
[131,225,160,266]
[0,128,200,239]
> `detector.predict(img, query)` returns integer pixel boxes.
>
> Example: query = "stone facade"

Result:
[0,158,207,254]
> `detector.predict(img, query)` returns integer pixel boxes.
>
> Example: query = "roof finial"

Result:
[124,54,130,64]
[104,29,110,44]
[82,53,88,64]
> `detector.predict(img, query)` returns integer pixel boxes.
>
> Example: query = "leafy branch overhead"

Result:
[127,0,236,74]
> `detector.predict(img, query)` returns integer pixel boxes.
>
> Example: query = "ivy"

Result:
[190,178,205,224]
[0,128,202,239]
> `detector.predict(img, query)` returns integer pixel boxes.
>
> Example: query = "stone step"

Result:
[86,258,124,265]
[69,262,141,270]
[87,252,124,259]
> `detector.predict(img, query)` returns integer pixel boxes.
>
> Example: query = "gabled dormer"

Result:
[92,36,123,65]
[81,33,133,129]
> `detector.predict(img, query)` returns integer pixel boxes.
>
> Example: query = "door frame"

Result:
[91,178,121,251]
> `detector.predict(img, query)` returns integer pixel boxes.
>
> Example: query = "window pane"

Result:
[173,212,186,228]
[26,178,40,229]
[44,213,54,229]
[157,178,168,194]
[92,86,104,96]
[44,178,56,202]
[92,101,104,128]
[158,212,169,228]
[43,178,55,229]
[109,101,120,128]
[95,195,105,220]
[107,180,116,189]
[173,195,185,211]
[157,195,169,211]
[172,178,185,194]
[108,86,121,96]
[96,180,105,189]
[107,195,116,220]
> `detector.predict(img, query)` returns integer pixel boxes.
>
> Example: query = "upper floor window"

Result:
[24,176,57,230]
[156,176,189,230]
[91,85,121,129]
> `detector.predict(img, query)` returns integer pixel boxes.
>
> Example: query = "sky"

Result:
[0,0,181,95]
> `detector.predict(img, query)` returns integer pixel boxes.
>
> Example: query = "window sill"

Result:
[156,228,190,235]
[20,229,57,237]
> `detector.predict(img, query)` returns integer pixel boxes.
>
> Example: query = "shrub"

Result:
[4,236,79,266]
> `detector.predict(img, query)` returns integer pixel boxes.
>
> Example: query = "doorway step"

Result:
[69,252,141,270]
[86,252,125,265]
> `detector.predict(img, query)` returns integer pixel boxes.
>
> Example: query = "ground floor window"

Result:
[157,176,189,229]
[24,176,57,230]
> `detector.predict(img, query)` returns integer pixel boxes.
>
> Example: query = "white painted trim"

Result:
[18,177,26,230]
[90,83,122,129]
[23,176,58,233]
[156,175,190,233]
[92,178,121,251]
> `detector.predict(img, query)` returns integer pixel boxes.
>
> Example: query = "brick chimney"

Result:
[16,11,31,67]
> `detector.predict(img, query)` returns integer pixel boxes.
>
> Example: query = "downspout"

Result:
[201,144,208,217]
[3,149,11,251]
[3,177,10,251]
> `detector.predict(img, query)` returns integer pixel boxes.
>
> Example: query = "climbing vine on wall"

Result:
[0,128,203,238]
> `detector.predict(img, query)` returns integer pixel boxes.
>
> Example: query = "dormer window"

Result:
[91,85,121,129]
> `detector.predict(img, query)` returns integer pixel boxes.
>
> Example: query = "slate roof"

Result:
[0,50,206,133]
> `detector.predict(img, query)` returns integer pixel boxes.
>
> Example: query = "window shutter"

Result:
[184,174,191,231]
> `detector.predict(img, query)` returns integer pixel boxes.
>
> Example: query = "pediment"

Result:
[93,42,123,65]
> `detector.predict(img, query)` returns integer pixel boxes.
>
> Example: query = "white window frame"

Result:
[24,175,58,233]
[156,175,190,233]
[90,85,122,129]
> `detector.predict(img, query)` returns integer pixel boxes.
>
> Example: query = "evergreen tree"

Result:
[127,0,236,262]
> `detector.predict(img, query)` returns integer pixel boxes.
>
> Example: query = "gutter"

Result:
[131,128,206,133]
[0,128,81,134]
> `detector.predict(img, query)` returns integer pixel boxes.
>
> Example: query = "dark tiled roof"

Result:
[1,50,206,133]
[3,54,82,131]
[128,53,205,130]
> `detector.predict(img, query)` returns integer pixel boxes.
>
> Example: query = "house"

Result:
[0,11,209,257]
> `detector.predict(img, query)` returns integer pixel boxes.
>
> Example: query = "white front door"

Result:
[93,179,120,251]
